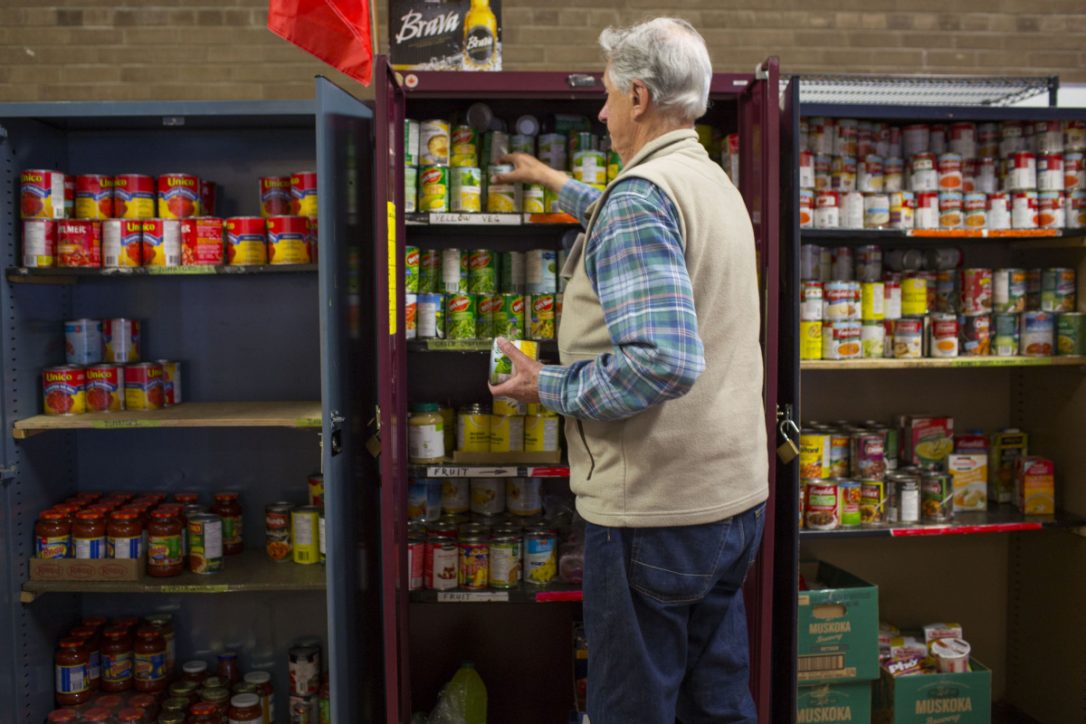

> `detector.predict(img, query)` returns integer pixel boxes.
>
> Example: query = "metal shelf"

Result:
[802,356,1086,371]
[410,582,582,604]
[21,548,325,602]
[409,463,569,478]
[408,339,558,355]
[6,264,318,284]
[800,505,1084,539]
[799,229,1074,245]
[795,74,1054,108]
[12,401,322,439]
[405,212,578,227]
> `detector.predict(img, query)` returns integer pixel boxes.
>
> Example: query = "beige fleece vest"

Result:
[558,129,768,527]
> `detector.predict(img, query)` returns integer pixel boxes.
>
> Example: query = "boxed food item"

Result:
[28,557,142,582]
[900,416,954,470]
[798,681,872,724]
[989,429,1028,505]
[1015,455,1055,515]
[947,454,988,512]
[922,623,964,646]
[953,432,988,453]
[875,659,991,724]
[798,561,880,684]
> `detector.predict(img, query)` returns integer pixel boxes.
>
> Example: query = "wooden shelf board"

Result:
[6,264,318,284]
[12,401,322,439]
[802,356,1086,371]
[22,548,325,600]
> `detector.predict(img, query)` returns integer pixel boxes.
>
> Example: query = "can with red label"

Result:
[179,217,224,266]
[20,169,65,219]
[63,177,74,218]
[75,175,113,219]
[102,219,144,268]
[22,219,57,267]
[1038,154,1064,191]
[987,192,1011,230]
[141,219,181,267]
[199,179,217,217]
[158,360,182,406]
[266,216,312,265]
[805,481,840,530]
[156,173,200,219]
[893,318,924,359]
[963,192,987,229]
[58,220,102,267]
[124,362,164,411]
[85,364,124,412]
[915,191,940,230]
[43,365,86,416]
[1038,191,1065,229]
[960,268,993,315]
[976,157,998,193]
[929,314,960,358]
[939,191,963,229]
[1070,190,1086,229]
[1007,152,1037,191]
[112,174,156,219]
[225,217,268,266]
[938,153,963,190]
[1012,191,1039,230]
[291,172,318,217]
[1065,153,1084,191]
[260,176,293,217]
[960,313,991,356]
[103,318,140,364]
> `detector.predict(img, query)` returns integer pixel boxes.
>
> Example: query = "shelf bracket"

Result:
[0,464,16,481]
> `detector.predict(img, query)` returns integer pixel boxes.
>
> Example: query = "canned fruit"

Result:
[43,366,86,416]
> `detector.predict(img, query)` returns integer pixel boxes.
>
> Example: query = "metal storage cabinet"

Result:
[780,79,1086,721]
[372,57,788,724]
[0,78,382,723]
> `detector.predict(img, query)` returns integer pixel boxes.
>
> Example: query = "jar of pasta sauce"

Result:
[133,626,168,693]
[211,492,244,555]
[68,626,101,692]
[100,626,134,692]
[36,510,71,559]
[228,692,263,723]
[54,637,92,706]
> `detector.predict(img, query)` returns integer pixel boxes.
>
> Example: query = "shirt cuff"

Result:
[537,365,569,415]
[559,179,598,223]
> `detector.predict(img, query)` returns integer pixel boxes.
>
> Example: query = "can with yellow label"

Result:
[489,414,524,452]
[457,404,491,453]
[800,321,822,360]
[291,507,321,565]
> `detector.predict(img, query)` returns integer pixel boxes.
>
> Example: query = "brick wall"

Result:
[1,1,1084,102]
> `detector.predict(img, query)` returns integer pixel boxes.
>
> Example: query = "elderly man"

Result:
[490,17,768,724]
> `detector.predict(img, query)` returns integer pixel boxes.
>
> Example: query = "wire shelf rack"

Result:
[793,74,1057,107]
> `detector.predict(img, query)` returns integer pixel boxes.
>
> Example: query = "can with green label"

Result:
[1057,312,1086,355]
[494,293,525,340]
[450,166,482,213]
[446,293,477,340]
[993,313,1019,357]
[404,245,419,293]
[528,293,556,340]
[499,251,525,293]
[477,294,502,339]
[441,248,468,294]
[523,184,545,214]
[404,166,418,214]
[419,165,449,212]
[419,249,439,293]
[468,249,497,294]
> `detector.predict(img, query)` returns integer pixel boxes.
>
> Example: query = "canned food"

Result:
[103,318,140,363]
[417,248,439,293]
[157,174,200,218]
[258,176,293,217]
[938,191,963,229]
[265,503,293,562]
[288,646,321,697]
[861,282,885,321]
[450,125,478,167]
[450,167,483,213]
[427,537,458,590]
[290,172,318,217]
[538,133,567,169]
[822,281,852,320]
[404,166,418,214]
[470,479,505,516]
[85,364,123,412]
[225,217,268,265]
[1070,190,1086,229]
[441,248,467,294]
[22,219,57,268]
[74,174,113,219]
[525,250,558,294]
[445,293,476,340]
[528,293,556,340]
[1038,191,1065,229]
[141,219,181,267]
[959,314,991,356]
[420,120,450,166]
[522,183,545,214]
[417,293,444,339]
[124,362,164,411]
[805,481,840,530]
[20,168,66,219]
[993,268,1027,314]
[1007,152,1037,192]
[419,166,449,212]
[814,191,839,229]
[929,314,959,358]
[457,404,491,453]
[524,527,557,585]
[493,293,525,340]
[883,279,902,320]
[1041,268,1076,312]
[911,153,938,191]
[58,220,102,268]
[64,318,102,366]
[893,318,923,359]
[291,507,321,565]
[573,150,607,186]
[110,173,154,219]
[441,479,469,515]
[187,514,224,574]
[486,164,520,213]
[506,477,542,516]
[861,321,885,358]
[178,217,223,266]
[837,481,861,527]
[267,216,311,265]
[914,191,940,229]
[43,365,86,416]
[799,431,831,481]
[992,314,1019,356]
[458,536,489,590]
[1038,154,1064,191]
[901,276,928,317]
[863,194,889,228]
[524,405,560,452]
[960,268,992,316]
[986,191,1012,230]
[488,534,522,589]
[851,433,887,480]
[822,320,861,360]
[840,191,864,229]
[467,249,496,294]
[800,281,823,321]
[488,414,524,452]
[1020,311,1055,356]
[921,472,952,523]
[1057,312,1086,355]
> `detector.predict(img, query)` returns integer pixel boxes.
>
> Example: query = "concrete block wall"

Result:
[1,1,1084,102]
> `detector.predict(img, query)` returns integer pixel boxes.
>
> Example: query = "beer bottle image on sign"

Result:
[463,0,498,70]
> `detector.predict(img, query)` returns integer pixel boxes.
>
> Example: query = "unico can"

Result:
[141,219,181,267]
[85,364,123,412]
[112,174,156,219]
[124,362,164,410]
[20,169,65,219]
[291,507,321,565]
[225,217,268,265]
[75,174,113,219]
[290,172,318,217]
[157,173,200,218]
[158,359,182,406]
[43,365,86,416]
[267,216,311,265]
[260,176,293,216]
[103,318,140,363]
[179,217,224,266]
[22,219,57,267]
[102,219,144,268]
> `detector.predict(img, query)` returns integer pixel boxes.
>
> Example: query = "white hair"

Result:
[599,18,712,122]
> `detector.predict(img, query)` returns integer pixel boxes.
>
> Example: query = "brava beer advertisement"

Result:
[390,0,502,71]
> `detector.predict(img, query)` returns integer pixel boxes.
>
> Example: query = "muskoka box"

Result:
[390,0,502,71]
[798,561,880,684]
[29,557,142,582]
[875,660,991,724]
[798,681,872,724]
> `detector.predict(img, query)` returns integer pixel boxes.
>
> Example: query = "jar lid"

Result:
[217,650,239,660]
[75,509,103,520]
[190,702,218,715]
[81,709,111,723]
[58,637,84,649]
[103,627,130,640]
[214,491,240,501]
[136,627,162,640]
[411,402,440,412]
[182,659,209,673]
[110,509,139,521]
[150,509,178,520]
[40,510,67,521]
[231,693,260,709]
[116,709,144,723]
[243,670,271,684]
[145,613,173,625]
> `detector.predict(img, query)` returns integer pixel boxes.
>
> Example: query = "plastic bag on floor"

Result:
[425,661,487,724]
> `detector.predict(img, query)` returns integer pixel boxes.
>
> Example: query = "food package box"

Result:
[989,429,1027,505]
[29,557,142,582]
[798,680,872,724]
[953,433,988,453]
[948,454,988,512]
[922,623,964,646]
[901,416,954,469]
[874,659,991,724]
[798,561,880,684]
[1015,455,1055,515]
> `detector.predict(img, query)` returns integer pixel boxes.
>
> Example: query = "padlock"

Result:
[777,437,799,464]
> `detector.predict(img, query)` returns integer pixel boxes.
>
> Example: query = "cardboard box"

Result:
[1015,455,1055,515]
[989,429,1027,505]
[798,681,872,724]
[29,557,142,582]
[875,659,991,724]
[901,416,954,469]
[390,0,502,71]
[798,561,880,684]
[948,454,987,512]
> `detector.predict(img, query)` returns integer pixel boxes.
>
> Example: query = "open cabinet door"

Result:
[315,76,380,723]
[372,56,410,724]
[737,56,784,724]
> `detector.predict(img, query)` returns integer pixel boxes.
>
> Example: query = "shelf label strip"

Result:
[436,591,511,602]
[92,419,163,430]
[890,522,1044,537]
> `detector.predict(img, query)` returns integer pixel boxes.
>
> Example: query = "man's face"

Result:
[599,66,637,164]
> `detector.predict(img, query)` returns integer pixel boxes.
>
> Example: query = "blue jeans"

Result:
[583,503,766,724]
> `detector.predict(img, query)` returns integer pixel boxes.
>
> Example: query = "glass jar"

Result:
[54,637,92,706]
[45,710,79,723]
[201,686,231,717]
[68,625,101,691]
[160,697,190,715]
[101,626,134,692]
[157,714,187,724]
[81,616,107,632]
[243,670,274,723]
[181,659,209,684]
[133,627,168,693]
[127,692,158,718]
[144,613,176,677]
[73,509,106,559]
[173,491,200,505]
[111,615,140,634]
[146,510,183,577]
[107,509,143,560]
[202,675,227,691]
[228,692,263,722]
[35,510,71,559]
[409,402,446,463]
[80,708,112,723]
[188,702,220,723]
[211,492,244,555]
[116,708,145,723]
[96,694,125,710]
[217,650,241,684]
[169,680,199,703]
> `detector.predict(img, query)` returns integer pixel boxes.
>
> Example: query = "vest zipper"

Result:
[576,419,595,480]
